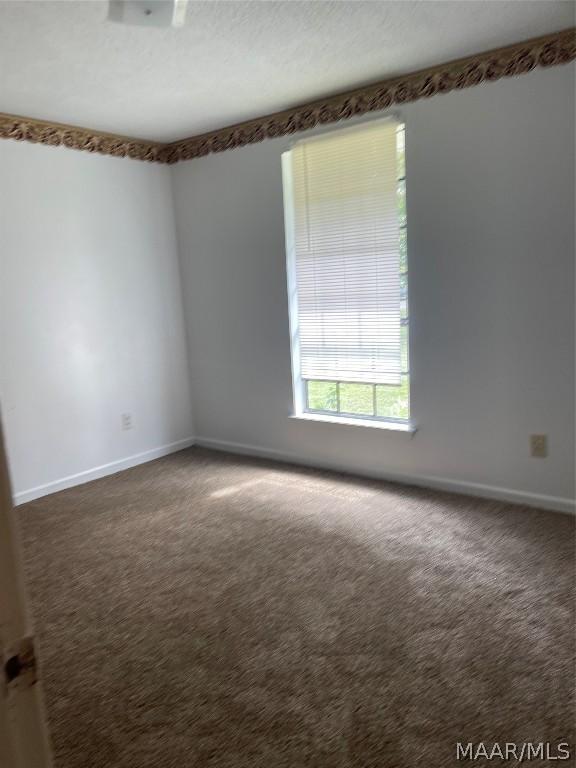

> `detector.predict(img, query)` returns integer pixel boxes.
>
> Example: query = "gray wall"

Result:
[0,142,194,500]
[172,63,575,510]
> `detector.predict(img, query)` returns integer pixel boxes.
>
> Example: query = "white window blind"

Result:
[285,119,402,386]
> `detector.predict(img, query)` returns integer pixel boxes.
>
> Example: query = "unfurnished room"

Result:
[0,1,574,767]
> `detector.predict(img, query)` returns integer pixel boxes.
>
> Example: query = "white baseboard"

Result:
[14,438,196,505]
[195,436,575,515]
[15,434,574,515]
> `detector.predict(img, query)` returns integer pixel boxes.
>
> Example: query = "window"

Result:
[282,118,410,426]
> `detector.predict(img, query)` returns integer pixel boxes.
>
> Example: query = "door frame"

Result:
[0,408,53,768]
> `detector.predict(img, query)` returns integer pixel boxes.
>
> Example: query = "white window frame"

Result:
[282,117,412,430]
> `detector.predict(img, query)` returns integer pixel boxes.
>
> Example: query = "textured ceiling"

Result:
[0,0,574,142]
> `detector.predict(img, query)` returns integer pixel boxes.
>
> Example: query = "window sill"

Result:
[290,412,417,433]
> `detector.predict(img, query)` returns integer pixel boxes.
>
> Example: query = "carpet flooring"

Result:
[18,447,575,768]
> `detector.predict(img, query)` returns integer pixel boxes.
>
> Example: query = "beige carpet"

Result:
[18,447,574,768]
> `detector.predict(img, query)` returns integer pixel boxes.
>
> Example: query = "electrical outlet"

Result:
[530,434,547,458]
[121,413,133,431]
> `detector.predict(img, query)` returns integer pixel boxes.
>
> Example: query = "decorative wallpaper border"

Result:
[0,113,166,163]
[163,27,575,163]
[1,27,574,165]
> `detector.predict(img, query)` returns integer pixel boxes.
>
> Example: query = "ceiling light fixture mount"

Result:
[108,0,188,28]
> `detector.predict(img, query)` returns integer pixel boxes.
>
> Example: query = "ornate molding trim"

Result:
[0,113,165,163]
[163,27,575,164]
[1,28,574,164]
